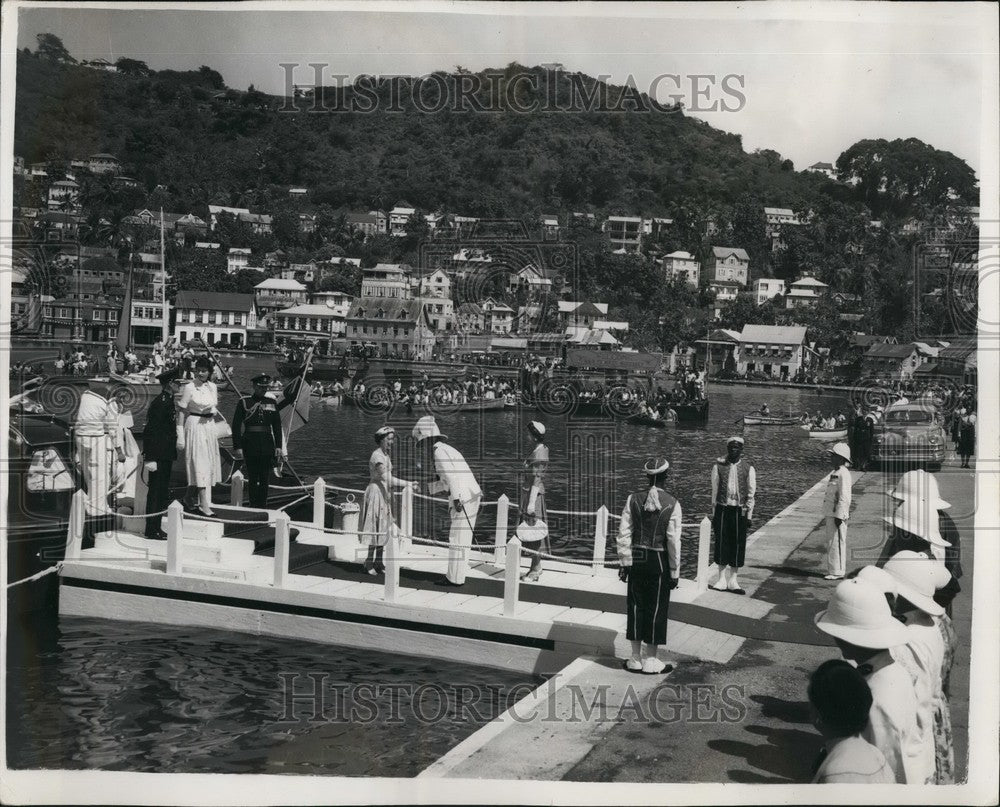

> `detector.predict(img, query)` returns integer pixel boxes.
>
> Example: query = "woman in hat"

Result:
[359,426,414,575]
[814,578,918,783]
[957,407,976,468]
[616,457,682,675]
[519,421,550,582]
[883,551,953,784]
[823,443,852,580]
[176,355,222,516]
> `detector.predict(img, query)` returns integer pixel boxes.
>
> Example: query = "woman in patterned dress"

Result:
[359,426,414,575]
[933,600,958,783]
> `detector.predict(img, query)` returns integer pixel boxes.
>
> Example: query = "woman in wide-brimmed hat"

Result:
[358,426,415,575]
[883,551,955,784]
[176,355,222,516]
[814,578,918,783]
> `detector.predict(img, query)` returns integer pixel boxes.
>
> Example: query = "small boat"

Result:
[742,414,802,426]
[801,425,848,440]
[626,413,671,429]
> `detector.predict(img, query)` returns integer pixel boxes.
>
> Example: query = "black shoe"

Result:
[374,561,386,574]
[145,530,167,541]
[437,579,464,588]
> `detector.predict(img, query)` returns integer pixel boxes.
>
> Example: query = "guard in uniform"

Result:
[142,368,181,539]
[232,374,283,508]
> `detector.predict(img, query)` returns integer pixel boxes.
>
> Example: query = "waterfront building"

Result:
[128,298,169,345]
[861,342,923,381]
[173,290,257,347]
[935,338,977,386]
[694,328,741,375]
[661,250,700,288]
[273,303,349,350]
[736,324,816,380]
[752,277,786,305]
[558,301,609,329]
[40,298,121,341]
[254,278,309,321]
[345,297,436,359]
[784,276,829,309]
[704,246,750,287]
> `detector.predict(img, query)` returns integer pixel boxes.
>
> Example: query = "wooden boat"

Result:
[801,425,848,440]
[742,414,801,426]
[626,413,671,428]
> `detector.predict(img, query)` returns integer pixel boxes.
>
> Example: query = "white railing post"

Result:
[273,511,290,588]
[504,536,522,616]
[385,530,400,602]
[592,505,609,574]
[696,516,712,592]
[65,490,87,561]
[166,500,184,575]
[400,483,414,538]
[494,493,510,567]
[312,477,326,527]
[230,470,245,507]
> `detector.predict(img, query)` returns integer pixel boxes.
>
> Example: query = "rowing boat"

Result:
[742,414,802,426]
[800,425,848,440]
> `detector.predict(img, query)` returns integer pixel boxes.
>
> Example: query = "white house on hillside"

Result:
[752,277,786,305]
[661,250,700,288]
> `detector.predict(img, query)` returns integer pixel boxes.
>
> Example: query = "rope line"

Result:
[7,563,63,588]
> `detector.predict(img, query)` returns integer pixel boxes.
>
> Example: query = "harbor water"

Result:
[8,346,854,776]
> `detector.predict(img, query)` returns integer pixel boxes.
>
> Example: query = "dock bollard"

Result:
[312,477,326,527]
[65,490,87,561]
[591,505,609,574]
[341,498,360,541]
[696,516,712,592]
[384,530,400,603]
[274,512,290,588]
[166,500,184,575]
[504,536,522,616]
[493,494,510,567]
[230,470,245,507]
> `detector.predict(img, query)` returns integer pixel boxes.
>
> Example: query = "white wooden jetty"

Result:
[57,475,778,674]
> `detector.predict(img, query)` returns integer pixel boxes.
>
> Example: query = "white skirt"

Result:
[184,416,222,488]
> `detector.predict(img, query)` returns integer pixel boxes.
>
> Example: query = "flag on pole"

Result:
[279,347,314,449]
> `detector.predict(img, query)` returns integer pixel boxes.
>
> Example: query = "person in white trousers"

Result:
[824,442,853,579]
[413,416,482,586]
[74,378,125,516]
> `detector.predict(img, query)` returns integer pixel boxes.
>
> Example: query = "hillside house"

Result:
[254,278,309,320]
[361,264,413,300]
[389,205,416,236]
[88,154,121,174]
[345,211,387,237]
[481,299,515,334]
[604,216,643,252]
[704,247,750,287]
[807,162,837,180]
[660,251,700,289]
[784,277,828,309]
[226,248,252,275]
[752,277,786,305]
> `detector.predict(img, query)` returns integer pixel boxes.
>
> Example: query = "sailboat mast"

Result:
[160,208,169,343]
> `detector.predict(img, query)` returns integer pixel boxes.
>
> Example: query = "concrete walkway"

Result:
[422,454,975,782]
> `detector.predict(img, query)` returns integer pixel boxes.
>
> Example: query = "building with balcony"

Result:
[273,304,349,349]
[784,276,828,309]
[345,297,436,359]
[481,298,515,334]
[389,205,416,236]
[227,247,252,275]
[47,180,80,211]
[361,263,412,300]
[309,291,355,319]
[704,247,750,287]
[752,277,786,305]
[604,216,643,252]
[736,324,815,380]
[254,278,309,320]
[88,153,121,174]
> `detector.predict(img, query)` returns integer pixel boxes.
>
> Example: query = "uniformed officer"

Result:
[232,374,283,508]
[143,367,181,539]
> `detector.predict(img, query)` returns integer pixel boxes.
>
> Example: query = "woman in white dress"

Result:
[359,426,414,575]
[176,356,222,516]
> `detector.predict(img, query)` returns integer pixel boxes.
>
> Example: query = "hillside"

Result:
[14,51,844,218]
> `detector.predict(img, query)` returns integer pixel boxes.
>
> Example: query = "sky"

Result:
[12,2,997,175]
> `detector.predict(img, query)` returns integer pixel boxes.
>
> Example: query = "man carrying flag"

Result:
[276,347,314,476]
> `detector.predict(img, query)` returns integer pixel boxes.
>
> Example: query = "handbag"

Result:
[212,412,232,440]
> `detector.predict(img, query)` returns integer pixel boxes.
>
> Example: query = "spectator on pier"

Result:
[413,416,482,586]
[957,407,976,468]
[823,443,852,580]
[807,659,895,784]
[176,357,222,517]
[882,551,954,784]
[878,477,961,612]
[814,578,917,783]
[616,457,681,675]
[359,426,415,576]
[519,421,550,582]
[710,437,756,595]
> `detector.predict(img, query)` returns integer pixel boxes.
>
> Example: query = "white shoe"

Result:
[624,657,643,672]
[641,657,673,675]
[710,580,728,591]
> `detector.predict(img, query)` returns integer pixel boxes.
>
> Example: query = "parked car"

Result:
[869,401,947,470]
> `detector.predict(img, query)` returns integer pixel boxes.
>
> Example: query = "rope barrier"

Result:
[114,507,172,520]
[7,563,63,588]
[277,494,311,511]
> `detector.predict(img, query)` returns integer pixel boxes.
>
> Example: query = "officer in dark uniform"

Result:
[142,367,181,539]
[232,374,283,508]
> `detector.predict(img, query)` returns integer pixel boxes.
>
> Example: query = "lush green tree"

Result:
[115,57,151,77]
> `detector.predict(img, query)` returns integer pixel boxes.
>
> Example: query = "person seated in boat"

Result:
[760,403,771,417]
[836,412,848,427]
